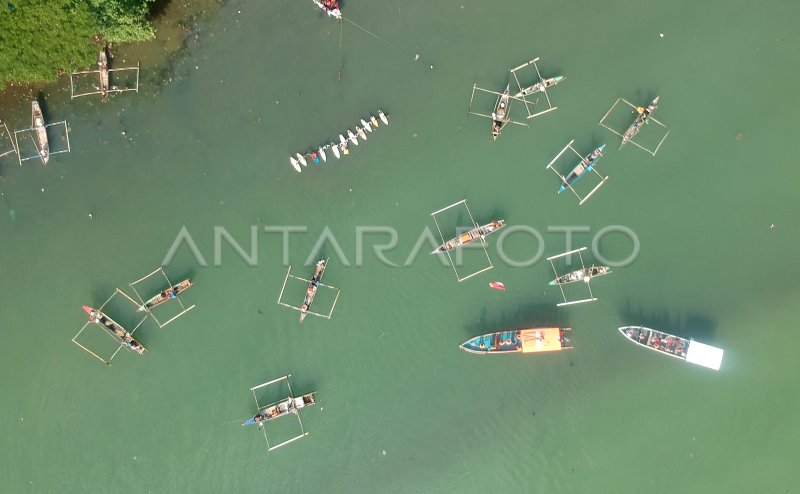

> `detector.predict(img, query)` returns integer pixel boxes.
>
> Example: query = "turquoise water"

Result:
[1,0,799,492]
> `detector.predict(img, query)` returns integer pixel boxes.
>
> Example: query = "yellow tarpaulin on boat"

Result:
[519,327,563,353]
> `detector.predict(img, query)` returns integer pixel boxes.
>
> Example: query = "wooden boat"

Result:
[378,110,389,125]
[620,96,659,149]
[618,326,723,370]
[330,141,341,158]
[243,393,317,426]
[550,265,610,285]
[312,0,341,19]
[347,129,358,145]
[431,220,505,254]
[31,101,49,165]
[137,278,192,312]
[82,305,145,354]
[360,118,372,132]
[558,144,605,193]
[300,259,327,322]
[98,48,110,100]
[514,75,564,98]
[460,327,572,354]
[490,85,511,141]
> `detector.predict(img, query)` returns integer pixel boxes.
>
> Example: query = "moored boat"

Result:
[243,393,317,426]
[618,326,723,370]
[331,141,341,158]
[82,305,145,354]
[378,110,389,125]
[360,118,372,132]
[31,101,49,165]
[356,126,367,140]
[620,96,659,149]
[312,0,341,20]
[296,152,308,167]
[431,220,505,254]
[490,85,511,141]
[137,279,192,312]
[550,266,610,285]
[347,129,358,145]
[290,156,302,172]
[460,327,572,354]
[98,48,110,100]
[318,146,327,162]
[558,144,605,193]
[300,259,327,322]
[514,75,564,98]
[370,115,380,128]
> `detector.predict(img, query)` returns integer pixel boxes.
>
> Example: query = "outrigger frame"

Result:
[599,98,670,156]
[468,84,529,132]
[128,267,196,328]
[276,263,341,320]
[71,289,147,366]
[510,57,562,119]
[0,121,17,160]
[431,199,495,282]
[70,64,140,99]
[247,374,311,452]
[547,247,598,307]
[545,139,608,205]
[13,120,70,166]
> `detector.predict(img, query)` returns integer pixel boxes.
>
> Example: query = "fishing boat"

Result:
[618,326,724,371]
[514,75,564,98]
[490,85,511,141]
[558,144,605,193]
[330,141,341,158]
[620,96,659,149]
[137,279,192,312]
[82,305,145,354]
[312,0,341,19]
[347,129,359,145]
[318,146,327,162]
[360,118,372,132]
[550,265,610,285]
[31,101,49,165]
[378,110,389,125]
[98,48,110,100]
[431,220,505,254]
[290,156,302,172]
[370,115,380,128]
[243,393,317,426]
[460,327,572,354]
[300,259,327,322]
[296,152,308,167]
[356,127,367,140]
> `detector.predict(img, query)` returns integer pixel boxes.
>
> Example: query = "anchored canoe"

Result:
[618,326,723,370]
[460,327,573,354]
[300,259,326,322]
[620,96,659,149]
[243,393,317,426]
[432,220,505,254]
[31,101,49,165]
[137,279,192,312]
[83,305,145,354]
[550,266,610,285]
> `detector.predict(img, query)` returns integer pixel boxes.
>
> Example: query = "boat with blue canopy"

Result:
[459,327,572,355]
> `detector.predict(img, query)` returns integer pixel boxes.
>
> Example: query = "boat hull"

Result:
[31,101,49,165]
[378,110,389,125]
[618,326,723,370]
[460,328,572,354]
[558,144,605,193]
[137,279,192,312]
[432,220,505,254]
[331,142,341,159]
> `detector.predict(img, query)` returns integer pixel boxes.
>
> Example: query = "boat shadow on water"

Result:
[463,302,568,340]
[617,300,718,343]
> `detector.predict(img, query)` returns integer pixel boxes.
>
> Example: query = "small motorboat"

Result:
[378,110,389,125]
[296,152,308,167]
[370,115,380,128]
[360,118,372,132]
[347,129,359,145]
[318,146,327,162]
[356,127,367,140]
[331,141,341,159]
[290,156,302,172]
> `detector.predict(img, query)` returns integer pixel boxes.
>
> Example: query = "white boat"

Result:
[290,156,302,172]
[347,129,359,145]
[296,153,308,167]
[618,326,724,371]
[379,110,389,125]
[312,0,341,19]
[360,119,372,132]
[331,141,341,158]
[318,146,327,162]
[357,127,367,140]
[370,115,380,128]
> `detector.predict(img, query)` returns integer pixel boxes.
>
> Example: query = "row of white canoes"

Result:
[289,110,389,172]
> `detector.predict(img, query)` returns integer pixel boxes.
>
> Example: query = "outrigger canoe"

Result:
[431,220,505,254]
[137,278,192,312]
[490,85,511,141]
[82,305,145,354]
[300,259,326,322]
[550,266,610,285]
[460,327,572,354]
[514,75,564,98]
[243,393,317,426]
[618,326,723,370]
[620,96,659,149]
[31,101,49,165]
[558,144,605,193]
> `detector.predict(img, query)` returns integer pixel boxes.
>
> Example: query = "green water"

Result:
[1,1,799,492]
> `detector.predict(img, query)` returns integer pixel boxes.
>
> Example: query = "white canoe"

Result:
[357,127,367,140]
[360,119,372,132]
[290,157,302,172]
[318,146,327,162]
[348,130,359,145]
[331,142,341,159]
[379,110,389,125]
[296,153,308,167]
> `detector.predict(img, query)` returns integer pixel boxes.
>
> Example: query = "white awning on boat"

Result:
[685,341,724,371]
